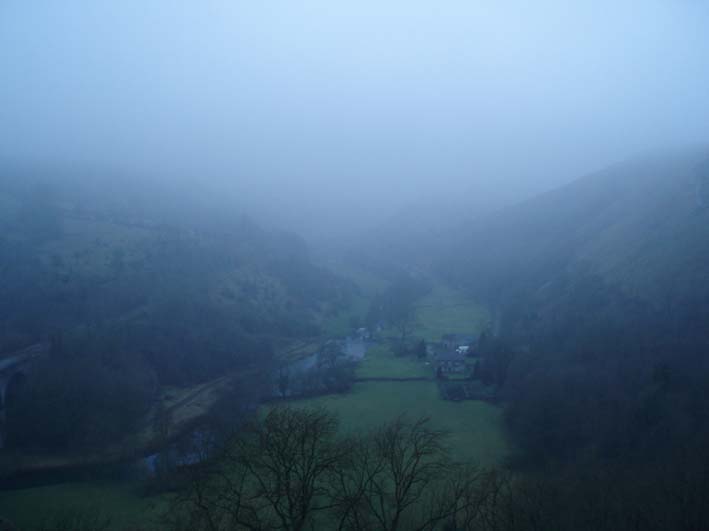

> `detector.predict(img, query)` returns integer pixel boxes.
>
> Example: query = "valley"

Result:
[0,255,509,529]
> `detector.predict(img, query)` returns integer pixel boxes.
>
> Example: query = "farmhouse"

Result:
[435,350,467,376]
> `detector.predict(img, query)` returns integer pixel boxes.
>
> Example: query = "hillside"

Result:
[436,148,709,465]
[440,148,709,312]
[0,173,353,452]
[341,189,514,280]
[1,177,350,345]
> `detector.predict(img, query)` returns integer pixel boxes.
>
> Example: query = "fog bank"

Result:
[2,0,708,240]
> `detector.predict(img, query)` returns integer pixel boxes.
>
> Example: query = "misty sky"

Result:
[2,1,709,239]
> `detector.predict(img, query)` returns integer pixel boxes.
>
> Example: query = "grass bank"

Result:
[0,481,166,530]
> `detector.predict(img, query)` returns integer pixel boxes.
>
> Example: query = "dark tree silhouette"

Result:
[173,407,350,531]
[174,411,488,531]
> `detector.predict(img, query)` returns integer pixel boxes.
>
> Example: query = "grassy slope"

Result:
[356,344,431,379]
[440,149,709,308]
[414,283,490,342]
[0,481,167,531]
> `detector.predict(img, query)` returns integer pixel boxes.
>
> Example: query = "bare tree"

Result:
[173,411,492,531]
[318,341,344,370]
[172,407,350,531]
[331,417,486,531]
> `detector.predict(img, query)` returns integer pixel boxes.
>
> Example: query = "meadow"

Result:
[0,480,166,530]
[301,271,508,465]
[281,380,508,465]
[355,344,432,379]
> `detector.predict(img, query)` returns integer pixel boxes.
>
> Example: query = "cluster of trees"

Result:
[470,331,514,389]
[492,273,709,469]
[276,343,356,400]
[5,350,155,450]
[169,408,490,531]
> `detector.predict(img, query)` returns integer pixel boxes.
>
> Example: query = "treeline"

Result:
[39,407,706,531]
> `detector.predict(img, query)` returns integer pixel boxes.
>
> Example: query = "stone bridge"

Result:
[0,342,49,448]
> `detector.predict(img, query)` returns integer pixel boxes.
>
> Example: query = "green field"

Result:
[0,480,166,530]
[276,381,509,465]
[282,345,510,465]
[305,275,507,467]
[355,344,432,379]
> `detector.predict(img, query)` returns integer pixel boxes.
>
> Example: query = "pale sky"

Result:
[2,1,708,239]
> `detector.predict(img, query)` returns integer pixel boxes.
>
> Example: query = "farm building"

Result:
[435,350,468,375]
